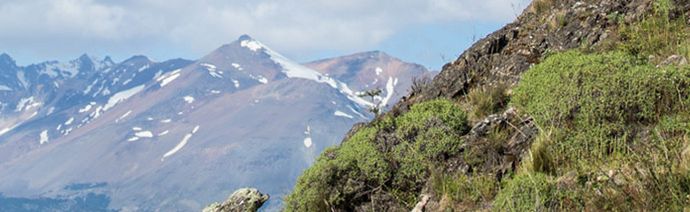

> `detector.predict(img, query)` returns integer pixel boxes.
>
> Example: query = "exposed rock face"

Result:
[202,188,269,212]
[657,54,689,68]
[390,0,656,116]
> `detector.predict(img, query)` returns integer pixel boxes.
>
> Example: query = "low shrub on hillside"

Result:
[512,49,690,210]
[284,99,468,211]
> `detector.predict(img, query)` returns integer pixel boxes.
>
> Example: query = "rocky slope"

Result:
[286,0,690,211]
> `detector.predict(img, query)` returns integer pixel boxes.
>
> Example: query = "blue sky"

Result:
[0,0,531,71]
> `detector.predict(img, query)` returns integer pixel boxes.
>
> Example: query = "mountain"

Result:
[304,51,437,110]
[0,35,434,211]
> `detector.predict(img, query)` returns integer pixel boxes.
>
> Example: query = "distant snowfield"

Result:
[241,37,374,108]
[103,85,145,111]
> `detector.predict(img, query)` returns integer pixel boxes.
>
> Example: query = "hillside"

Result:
[284,0,690,211]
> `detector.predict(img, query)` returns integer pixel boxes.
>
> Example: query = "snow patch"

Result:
[46,107,55,115]
[101,87,111,96]
[162,133,193,160]
[157,69,182,87]
[211,90,222,94]
[0,124,20,136]
[135,131,153,138]
[127,137,140,142]
[183,96,195,104]
[249,74,268,84]
[334,110,354,119]
[375,67,383,76]
[78,104,93,113]
[232,80,240,88]
[158,130,169,136]
[160,119,172,123]
[17,71,28,88]
[192,125,200,134]
[103,84,145,111]
[231,63,241,69]
[381,77,395,107]
[209,72,223,78]
[116,110,133,123]
[132,127,142,131]
[200,63,216,71]
[89,105,104,120]
[39,130,49,144]
[122,78,132,86]
[240,40,263,52]
[65,117,75,125]
[138,64,149,72]
[15,97,34,112]
[348,105,368,119]
[63,127,73,136]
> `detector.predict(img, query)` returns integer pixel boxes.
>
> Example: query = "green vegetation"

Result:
[619,0,690,62]
[465,84,509,122]
[284,99,468,211]
[286,0,690,211]
[430,172,499,210]
[511,49,690,210]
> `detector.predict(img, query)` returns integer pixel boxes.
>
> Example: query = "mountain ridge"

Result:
[0,34,434,211]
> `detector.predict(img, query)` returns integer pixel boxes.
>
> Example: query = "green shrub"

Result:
[284,99,468,211]
[513,50,690,163]
[511,48,690,210]
[493,172,554,211]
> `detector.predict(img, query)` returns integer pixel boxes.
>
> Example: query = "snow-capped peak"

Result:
[236,36,374,107]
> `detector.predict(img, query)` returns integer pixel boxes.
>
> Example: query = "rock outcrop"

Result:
[390,0,657,117]
[201,188,269,212]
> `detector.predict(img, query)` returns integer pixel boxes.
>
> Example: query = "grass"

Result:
[465,84,509,122]
[430,172,499,211]
[618,0,690,62]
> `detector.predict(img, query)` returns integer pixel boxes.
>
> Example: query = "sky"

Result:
[0,0,532,71]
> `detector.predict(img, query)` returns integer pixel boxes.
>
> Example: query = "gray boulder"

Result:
[202,188,269,212]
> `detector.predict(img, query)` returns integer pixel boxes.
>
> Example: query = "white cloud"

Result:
[0,0,532,63]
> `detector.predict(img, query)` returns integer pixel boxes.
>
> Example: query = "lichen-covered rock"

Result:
[201,188,269,212]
